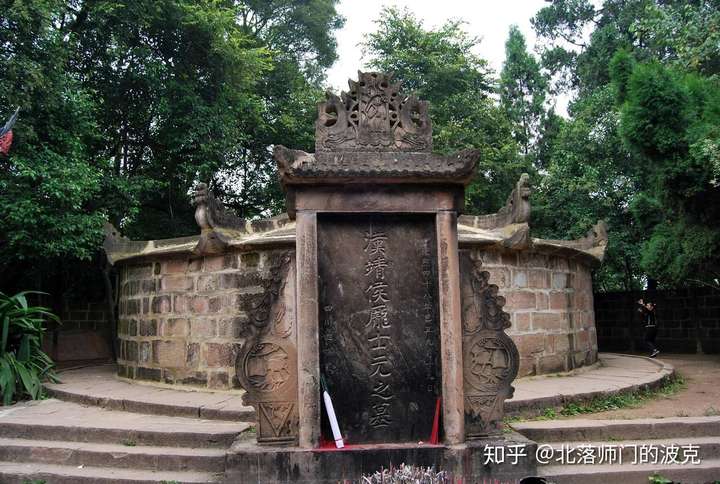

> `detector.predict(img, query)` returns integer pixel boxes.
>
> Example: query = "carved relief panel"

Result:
[459,251,519,438]
[235,251,299,445]
[315,72,432,153]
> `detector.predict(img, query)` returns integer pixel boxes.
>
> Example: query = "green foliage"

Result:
[0,292,59,405]
[533,0,720,290]
[0,0,343,294]
[362,7,529,214]
[648,473,673,484]
[499,25,548,157]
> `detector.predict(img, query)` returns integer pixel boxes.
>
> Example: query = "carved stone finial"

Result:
[587,220,609,247]
[499,173,531,225]
[315,71,432,153]
[459,173,532,231]
[191,182,246,255]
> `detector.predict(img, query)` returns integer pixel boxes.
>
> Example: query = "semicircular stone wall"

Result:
[115,244,597,389]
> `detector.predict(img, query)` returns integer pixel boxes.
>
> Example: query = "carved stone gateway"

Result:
[263,71,519,449]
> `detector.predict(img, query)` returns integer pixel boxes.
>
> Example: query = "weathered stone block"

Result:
[161,275,193,292]
[126,340,138,362]
[190,296,209,314]
[173,295,189,313]
[139,319,157,337]
[530,270,550,288]
[205,342,234,367]
[241,252,260,268]
[512,270,528,288]
[532,312,567,331]
[151,295,171,314]
[551,272,568,289]
[163,259,188,274]
[191,318,216,339]
[536,293,548,310]
[186,342,200,367]
[196,275,219,292]
[549,292,567,310]
[505,291,536,309]
[152,340,186,367]
[513,333,545,355]
[163,318,189,337]
[139,341,151,363]
[513,312,531,332]
[136,366,162,381]
[208,371,229,389]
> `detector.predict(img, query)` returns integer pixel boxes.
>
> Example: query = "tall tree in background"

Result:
[531,0,720,290]
[499,25,548,159]
[362,7,528,214]
[0,0,343,298]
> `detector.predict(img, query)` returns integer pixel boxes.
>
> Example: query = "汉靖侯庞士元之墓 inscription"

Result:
[318,214,441,444]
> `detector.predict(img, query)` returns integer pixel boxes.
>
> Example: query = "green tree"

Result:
[0,0,343,298]
[531,0,720,289]
[499,25,548,158]
[613,58,720,286]
[362,7,527,214]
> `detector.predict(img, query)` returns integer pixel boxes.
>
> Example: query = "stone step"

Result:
[0,461,221,484]
[538,458,720,484]
[512,416,720,443]
[45,364,254,422]
[0,400,251,448]
[540,437,720,465]
[0,438,227,472]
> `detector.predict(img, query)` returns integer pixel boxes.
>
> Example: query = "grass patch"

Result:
[559,374,685,417]
[505,374,686,427]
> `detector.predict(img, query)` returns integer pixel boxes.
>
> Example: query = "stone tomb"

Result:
[103,70,608,481]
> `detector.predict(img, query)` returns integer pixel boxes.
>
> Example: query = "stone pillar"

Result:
[436,211,465,444]
[295,211,321,448]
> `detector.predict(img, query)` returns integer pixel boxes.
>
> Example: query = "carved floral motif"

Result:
[235,251,299,445]
[460,251,519,438]
[316,71,432,153]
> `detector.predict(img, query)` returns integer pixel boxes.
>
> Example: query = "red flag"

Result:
[0,107,19,156]
[0,130,13,156]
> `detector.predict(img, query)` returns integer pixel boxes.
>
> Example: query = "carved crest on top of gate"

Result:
[316,71,432,153]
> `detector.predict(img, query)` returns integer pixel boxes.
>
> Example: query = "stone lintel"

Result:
[288,185,464,219]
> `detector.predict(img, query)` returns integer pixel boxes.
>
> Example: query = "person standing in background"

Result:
[637,298,660,357]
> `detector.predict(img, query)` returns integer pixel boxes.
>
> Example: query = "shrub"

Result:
[0,291,59,405]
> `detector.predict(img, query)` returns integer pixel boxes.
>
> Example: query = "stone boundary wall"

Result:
[466,247,598,377]
[60,301,111,333]
[594,288,720,354]
[116,246,598,389]
[116,249,285,389]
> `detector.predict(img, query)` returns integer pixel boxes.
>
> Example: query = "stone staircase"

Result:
[0,396,253,483]
[513,417,720,483]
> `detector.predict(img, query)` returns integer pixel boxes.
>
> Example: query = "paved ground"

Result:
[506,353,673,415]
[45,354,672,420]
[574,353,720,420]
[44,364,254,421]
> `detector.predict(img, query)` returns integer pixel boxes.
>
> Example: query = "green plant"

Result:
[648,473,673,484]
[0,291,59,405]
[122,439,137,447]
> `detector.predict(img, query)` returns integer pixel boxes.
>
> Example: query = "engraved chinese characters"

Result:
[364,227,394,428]
[318,214,441,444]
[459,251,519,438]
[235,252,299,445]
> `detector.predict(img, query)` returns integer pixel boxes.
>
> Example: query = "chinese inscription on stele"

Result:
[318,214,441,444]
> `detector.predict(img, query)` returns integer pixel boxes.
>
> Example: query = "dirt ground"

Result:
[567,354,720,420]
